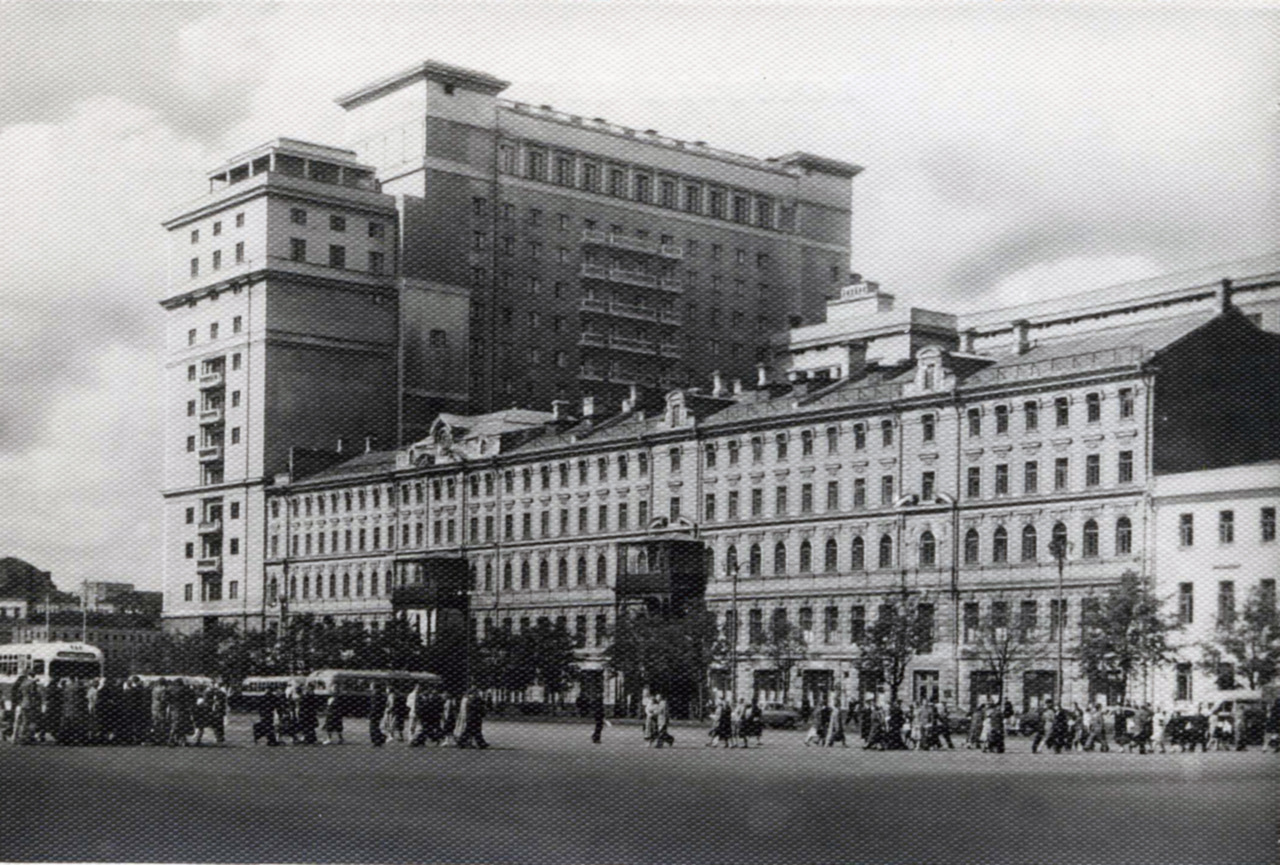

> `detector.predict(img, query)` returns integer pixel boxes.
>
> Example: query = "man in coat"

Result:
[652,693,672,748]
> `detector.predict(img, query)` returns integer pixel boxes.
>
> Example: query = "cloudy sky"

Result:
[0,1,1275,592]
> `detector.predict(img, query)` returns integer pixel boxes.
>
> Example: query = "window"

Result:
[751,437,764,463]
[827,481,839,511]
[1118,387,1135,419]
[1082,519,1099,558]
[1179,513,1194,546]
[854,424,866,450]
[850,537,865,570]
[212,249,222,271]
[967,467,981,499]
[921,471,935,501]
[878,535,893,568]
[186,435,195,452]
[1055,397,1070,427]
[704,493,716,522]
[1178,583,1194,624]
[329,214,346,232]
[191,229,200,244]
[290,237,306,261]
[669,448,682,473]
[921,414,935,442]
[776,433,788,460]
[881,419,894,447]
[1024,461,1039,494]
[368,251,385,274]
[704,443,717,470]
[1218,581,1236,626]
[995,464,1009,495]
[919,531,936,566]
[1086,392,1101,423]
[827,426,839,454]
[995,405,1009,434]
[328,245,346,268]
[290,208,307,225]
[1024,401,1039,431]
[1021,524,1038,561]
[1219,510,1235,543]
[824,539,838,573]
[1263,507,1276,542]
[801,429,814,457]
[775,486,788,515]
[751,488,763,517]
[849,606,866,643]
[189,257,199,277]
[967,408,981,437]
[184,584,193,602]
[853,478,866,509]
[184,542,194,559]
[773,542,787,575]
[234,241,244,264]
[992,526,1008,563]
[964,529,979,565]
[1118,450,1134,484]
[669,497,681,520]
[880,475,894,506]
[1054,458,1069,491]
[1116,517,1132,555]
[799,541,812,573]
[1086,454,1101,487]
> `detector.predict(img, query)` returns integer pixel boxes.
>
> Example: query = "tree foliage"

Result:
[1198,584,1280,690]
[963,609,1053,703]
[858,593,933,702]
[752,618,808,702]
[1078,570,1177,703]
[606,606,722,715]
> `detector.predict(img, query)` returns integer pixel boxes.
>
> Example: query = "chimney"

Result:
[551,399,570,422]
[1012,319,1032,355]
[335,437,346,454]
[710,370,725,398]
[756,363,770,388]
[581,395,595,418]
[959,329,976,353]
[629,383,639,407]
[731,378,743,396]
[1216,278,1234,314]
[364,435,376,454]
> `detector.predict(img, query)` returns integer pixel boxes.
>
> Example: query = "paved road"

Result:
[1,719,1275,864]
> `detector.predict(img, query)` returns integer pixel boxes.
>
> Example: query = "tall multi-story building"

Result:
[335,60,862,437]
[163,249,1280,711]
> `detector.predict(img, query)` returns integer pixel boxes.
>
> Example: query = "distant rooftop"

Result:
[203,137,380,194]
[335,59,512,108]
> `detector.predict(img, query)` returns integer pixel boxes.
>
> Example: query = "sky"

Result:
[0,1,1275,593]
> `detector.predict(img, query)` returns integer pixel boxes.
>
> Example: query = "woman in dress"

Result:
[322,691,345,744]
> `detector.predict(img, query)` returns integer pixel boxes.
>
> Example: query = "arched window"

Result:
[1083,519,1099,557]
[749,544,762,576]
[799,540,812,573]
[289,575,297,599]
[268,577,279,602]
[484,563,493,591]
[356,572,365,596]
[851,537,865,570]
[576,557,588,586]
[824,538,838,573]
[1051,521,1068,557]
[1115,517,1132,555]
[725,545,739,574]
[1021,525,1038,562]
[371,572,380,597]
[878,534,893,569]
[469,565,478,591]
[557,558,569,587]
[520,561,531,589]
[964,529,980,564]
[538,560,550,588]
[919,531,936,566]
[774,542,788,575]
[993,526,1008,564]
[342,573,351,597]
[329,573,336,597]
[596,554,608,586]
[503,562,513,590]
[302,574,310,599]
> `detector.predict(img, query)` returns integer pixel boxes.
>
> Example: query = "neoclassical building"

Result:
[215,267,1280,712]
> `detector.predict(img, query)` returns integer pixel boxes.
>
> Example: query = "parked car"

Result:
[759,702,802,729]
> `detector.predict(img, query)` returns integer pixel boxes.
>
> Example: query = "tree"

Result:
[1078,570,1177,704]
[1198,584,1280,690]
[474,628,537,703]
[523,620,580,708]
[858,593,933,703]
[606,606,722,718]
[963,608,1053,704]
[753,618,807,704]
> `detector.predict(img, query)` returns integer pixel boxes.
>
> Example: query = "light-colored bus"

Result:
[230,675,307,712]
[306,669,443,716]
[0,642,105,708]
[132,674,216,690]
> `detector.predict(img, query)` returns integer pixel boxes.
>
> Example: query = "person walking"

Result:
[322,690,345,745]
[805,702,829,747]
[590,692,606,745]
[1031,701,1052,754]
[1133,704,1154,755]
[368,683,389,747]
[824,699,849,748]
[10,675,33,744]
[253,684,281,746]
[936,702,955,749]
[985,702,1006,753]
[886,701,906,750]
[440,692,458,747]
[296,683,320,745]
[1153,706,1169,753]
[456,689,489,749]
[652,693,672,748]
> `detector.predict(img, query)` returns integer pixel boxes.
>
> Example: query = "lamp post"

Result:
[1048,536,1071,707]
[725,558,740,704]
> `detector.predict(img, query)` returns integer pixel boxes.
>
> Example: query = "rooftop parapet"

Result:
[203,138,380,195]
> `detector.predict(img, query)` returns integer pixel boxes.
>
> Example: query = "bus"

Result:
[230,675,308,712]
[306,669,443,717]
[132,674,216,691]
[0,642,105,709]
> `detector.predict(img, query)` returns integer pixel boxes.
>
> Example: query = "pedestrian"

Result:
[253,683,281,746]
[368,683,388,747]
[967,703,985,750]
[985,702,1006,753]
[1085,704,1109,752]
[652,693,672,748]
[1031,701,1052,754]
[824,699,848,748]
[322,690,345,745]
[456,689,488,749]
[440,692,458,747]
[885,700,906,750]
[936,702,954,749]
[194,682,227,745]
[60,678,89,745]
[805,702,829,747]
[10,675,33,744]
[748,698,764,746]
[46,678,65,744]
[590,692,606,745]
[1153,706,1169,753]
[1133,704,1153,755]
[864,704,886,750]
[296,683,320,745]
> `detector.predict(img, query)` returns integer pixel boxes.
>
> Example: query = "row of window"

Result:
[1175,578,1277,626]
[185,319,242,347]
[185,390,240,416]
[496,141,796,231]
[1178,508,1276,546]
[286,208,386,238]
[188,212,246,243]
[183,538,239,558]
[188,244,246,277]
[285,238,387,274]
[182,581,239,602]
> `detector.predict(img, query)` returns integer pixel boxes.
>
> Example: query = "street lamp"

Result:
[725,557,740,704]
[1048,535,1072,707]
[268,579,291,672]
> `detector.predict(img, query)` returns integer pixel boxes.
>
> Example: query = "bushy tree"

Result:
[1078,570,1177,704]
[607,606,721,718]
[858,593,933,703]
[753,618,807,704]
[1198,584,1280,690]
[963,608,1053,704]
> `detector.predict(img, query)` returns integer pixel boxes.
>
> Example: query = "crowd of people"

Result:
[4,674,227,746]
[706,695,766,748]
[249,681,489,749]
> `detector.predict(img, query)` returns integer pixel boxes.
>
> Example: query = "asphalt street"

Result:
[0,718,1275,864]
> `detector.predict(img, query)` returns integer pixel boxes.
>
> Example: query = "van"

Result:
[1208,689,1268,746]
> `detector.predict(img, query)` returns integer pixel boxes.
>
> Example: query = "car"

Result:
[759,702,801,729]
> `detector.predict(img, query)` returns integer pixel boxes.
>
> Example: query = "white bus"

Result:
[0,642,105,708]
[306,669,442,716]
[230,675,307,712]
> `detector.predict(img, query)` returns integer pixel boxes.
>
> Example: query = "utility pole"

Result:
[80,580,87,643]
[725,558,740,704]
[1049,536,1070,707]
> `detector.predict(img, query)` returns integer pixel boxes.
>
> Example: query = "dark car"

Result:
[760,702,802,729]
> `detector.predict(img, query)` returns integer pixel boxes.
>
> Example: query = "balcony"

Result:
[610,335,658,356]
[197,519,222,534]
[578,364,607,381]
[579,297,609,314]
[659,244,684,259]
[580,262,609,280]
[580,228,608,245]
[659,308,682,325]
[659,343,683,359]
[608,268,657,289]
[198,371,224,390]
[579,299,681,325]
[198,406,223,425]
[608,233,657,254]
[578,332,608,348]
[196,556,222,575]
[656,276,683,293]
[197,445,223,462]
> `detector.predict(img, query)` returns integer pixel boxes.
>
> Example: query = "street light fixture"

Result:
[725,557,740,704]
[1048,535,1072,707]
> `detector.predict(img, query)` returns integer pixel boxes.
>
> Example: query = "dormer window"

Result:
[923,366,935,390]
